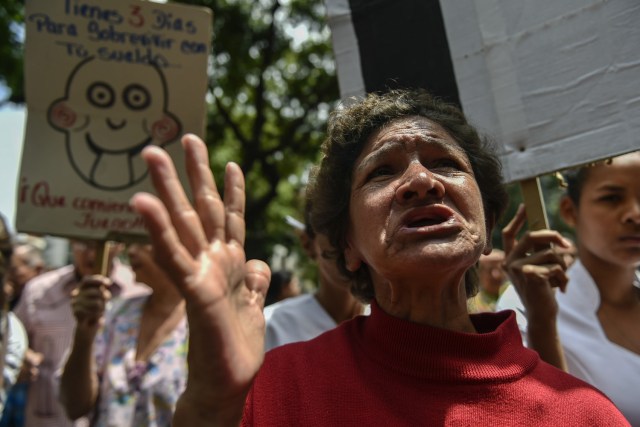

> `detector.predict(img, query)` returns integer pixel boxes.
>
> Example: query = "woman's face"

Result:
[9,247,41,288]
[345,116,490,288]
[127,243,157,286]
[563,152,640,268]
[71,240,122,277]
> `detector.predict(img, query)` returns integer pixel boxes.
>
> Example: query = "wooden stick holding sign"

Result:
[93,241,112,276]
[519,177,549,232]
[518,176,567,372]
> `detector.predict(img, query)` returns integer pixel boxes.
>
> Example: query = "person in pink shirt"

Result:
[14,240,147,427]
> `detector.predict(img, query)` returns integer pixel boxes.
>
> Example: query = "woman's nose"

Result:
[623,197,640,224]
[395,163,445,203]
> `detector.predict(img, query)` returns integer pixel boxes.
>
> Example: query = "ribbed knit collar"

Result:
[354,301,539,383]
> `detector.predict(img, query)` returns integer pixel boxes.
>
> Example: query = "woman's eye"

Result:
[431,159,461,171]
[599,194,622,203]
[367,166,394,181]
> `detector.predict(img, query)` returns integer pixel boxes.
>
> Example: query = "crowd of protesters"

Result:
[0,89,638,427]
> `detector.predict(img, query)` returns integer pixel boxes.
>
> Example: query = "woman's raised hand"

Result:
[502,204,572,320]
[131,134,271,426]
[501,204,572,370]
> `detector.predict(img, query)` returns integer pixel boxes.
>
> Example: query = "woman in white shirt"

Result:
[501,151,640,425]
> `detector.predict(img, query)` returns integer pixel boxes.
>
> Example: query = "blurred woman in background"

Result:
[59,244,187,426]
[503,151,640,425]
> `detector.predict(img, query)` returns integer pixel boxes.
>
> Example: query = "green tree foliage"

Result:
[0,0,25,105]
[172,0,339,261]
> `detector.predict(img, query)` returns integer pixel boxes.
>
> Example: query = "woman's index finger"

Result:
[502,204,527,254]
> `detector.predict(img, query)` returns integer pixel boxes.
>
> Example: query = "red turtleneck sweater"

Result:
[243,302,628,426]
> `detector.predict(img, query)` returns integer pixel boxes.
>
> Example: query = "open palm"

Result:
[132,134,270,425]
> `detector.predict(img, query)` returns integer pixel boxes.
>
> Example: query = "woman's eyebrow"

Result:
[594,184,625,193]
[356,137,466,174]
[355,141,402,174]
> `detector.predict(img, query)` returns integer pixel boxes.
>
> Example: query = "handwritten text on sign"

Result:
[18,0,211,240]
[28,0,207,67]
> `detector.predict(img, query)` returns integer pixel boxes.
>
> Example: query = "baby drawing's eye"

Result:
[87,82,115,109]
[123,84,151,111]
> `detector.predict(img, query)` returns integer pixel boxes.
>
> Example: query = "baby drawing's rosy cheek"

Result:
[151,115,180,144]
[49,101,77,130]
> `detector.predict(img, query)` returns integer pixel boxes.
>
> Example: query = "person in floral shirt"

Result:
[59,244,187,426]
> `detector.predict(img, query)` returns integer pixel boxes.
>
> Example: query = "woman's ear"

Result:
[344,236,363,272]
[483,215,496,255]
[559,196,578,228]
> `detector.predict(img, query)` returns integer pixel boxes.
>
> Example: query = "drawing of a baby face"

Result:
[48,58,181,191]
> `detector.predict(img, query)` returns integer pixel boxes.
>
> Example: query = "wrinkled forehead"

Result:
[363,116,462,153]
[355,115,467,171]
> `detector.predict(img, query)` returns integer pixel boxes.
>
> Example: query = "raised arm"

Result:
[131,134,270,426]
[59,276,110,420]
[502,204,572,371]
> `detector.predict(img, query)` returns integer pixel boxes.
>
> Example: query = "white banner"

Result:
[326,0,640,182]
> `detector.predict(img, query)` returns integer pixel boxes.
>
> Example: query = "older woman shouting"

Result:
[131,89,627,426]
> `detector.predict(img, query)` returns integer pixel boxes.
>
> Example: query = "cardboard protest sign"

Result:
[325,0,640,182]
[17,0,212,240]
